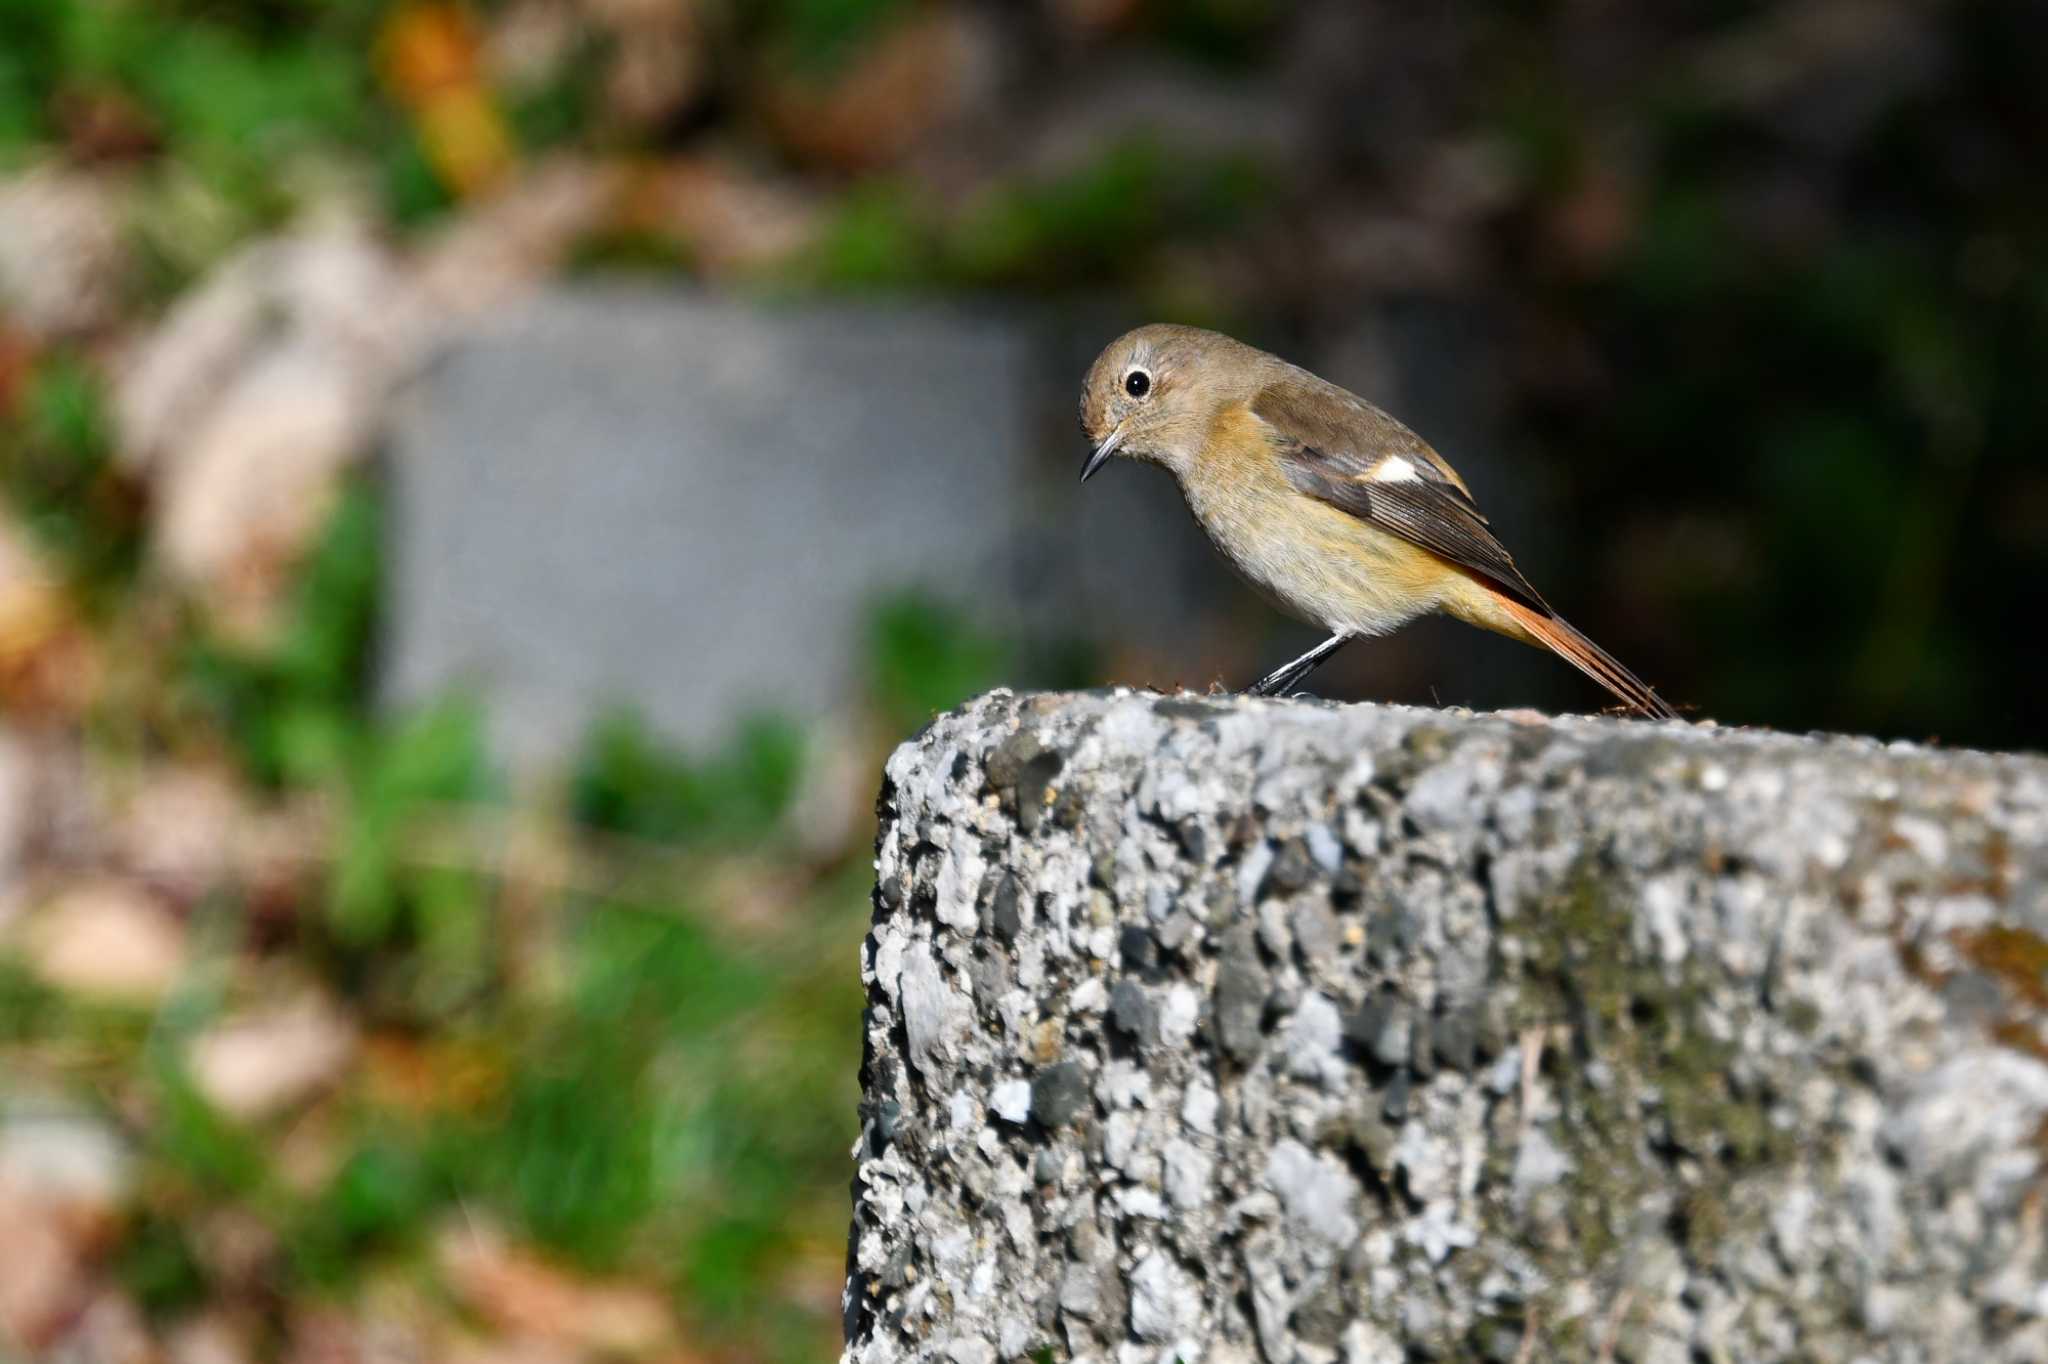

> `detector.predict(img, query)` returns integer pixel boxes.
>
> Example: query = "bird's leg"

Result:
[1247,633,1349,697]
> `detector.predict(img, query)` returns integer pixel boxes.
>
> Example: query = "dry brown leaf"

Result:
[47,1292,154,1364]
[436,1220,678,1357]
[188,995,358,1122]
[759,11,995,172]
[114,763,250,903]
[379,1,486,107]
[413,158,622,318]
[361,1033,508,1116]
[165,1312,260,1364]
[638,158,822,277]
[588,0,708,131]
[0,1179,100,1350]
[0,166,132,338]
[22,879,188,1003]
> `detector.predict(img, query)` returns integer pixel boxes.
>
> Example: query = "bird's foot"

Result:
[1246,634,1350,698]
[1247,665,1307,697]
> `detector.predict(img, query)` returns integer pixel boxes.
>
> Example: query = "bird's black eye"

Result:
[1124,369,1151,398]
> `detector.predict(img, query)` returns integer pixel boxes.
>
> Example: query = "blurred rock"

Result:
[22,880,187,1003]
[0,166,130,338]
[381,288,1228,760]
[188,994,357,1121]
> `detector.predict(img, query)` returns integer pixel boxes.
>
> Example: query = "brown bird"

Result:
[1078,324,1675,718]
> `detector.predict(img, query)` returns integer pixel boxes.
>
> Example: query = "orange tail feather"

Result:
[1492,595,1676,720]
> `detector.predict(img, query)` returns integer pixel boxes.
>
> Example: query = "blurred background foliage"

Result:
[0,0,2043,1361]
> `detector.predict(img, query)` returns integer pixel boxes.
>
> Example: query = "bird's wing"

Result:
[1249,381,1549,613]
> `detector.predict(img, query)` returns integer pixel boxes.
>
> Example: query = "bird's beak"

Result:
[1080,427,1123,484]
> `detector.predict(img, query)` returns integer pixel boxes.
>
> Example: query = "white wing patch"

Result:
[1370,455,1421,483]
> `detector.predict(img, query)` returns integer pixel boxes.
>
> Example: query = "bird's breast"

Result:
[1178,462,1448,638]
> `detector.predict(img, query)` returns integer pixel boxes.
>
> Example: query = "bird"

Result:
[1077,323,1676,719]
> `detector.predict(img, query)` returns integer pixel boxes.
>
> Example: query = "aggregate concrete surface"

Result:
[845,690,2048,1363]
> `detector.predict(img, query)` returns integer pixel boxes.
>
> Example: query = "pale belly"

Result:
[1182,479,1443,638]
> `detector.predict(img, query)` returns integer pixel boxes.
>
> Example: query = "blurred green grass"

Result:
[0,500,1014,1362]
[1,348,142,608]
[0,337,1023,1354]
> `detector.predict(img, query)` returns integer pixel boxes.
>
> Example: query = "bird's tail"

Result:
[1490,595,1677,720]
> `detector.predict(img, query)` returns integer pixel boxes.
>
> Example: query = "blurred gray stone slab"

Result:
[381,287,1231,762]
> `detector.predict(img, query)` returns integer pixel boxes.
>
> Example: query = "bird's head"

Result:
[1077,323,1260,483]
